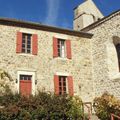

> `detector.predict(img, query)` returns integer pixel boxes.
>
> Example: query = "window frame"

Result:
[57,39,66,58]
[20,75,32,81]
[22,33,32,54]
[58,76,67,95]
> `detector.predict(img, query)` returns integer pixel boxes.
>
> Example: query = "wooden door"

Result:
[20,75,32,96]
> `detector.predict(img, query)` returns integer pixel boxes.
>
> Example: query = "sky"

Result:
[0,0,119,29]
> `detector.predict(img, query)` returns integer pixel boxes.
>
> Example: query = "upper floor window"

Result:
[22,33,32,54]
[16,32,38,55]
[53,37,72,59]
[58,39,66,58]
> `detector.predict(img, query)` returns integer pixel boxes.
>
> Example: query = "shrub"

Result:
[0,91,84,120]
[0,69,13,95]
[93,92,120,120]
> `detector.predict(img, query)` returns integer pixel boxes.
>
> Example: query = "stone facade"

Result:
[83,12,120,99]
[74,0,120,100]
[0,24,93,102]
[0,0,120,103]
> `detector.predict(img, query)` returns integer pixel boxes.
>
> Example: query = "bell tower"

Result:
[73,0,104,30]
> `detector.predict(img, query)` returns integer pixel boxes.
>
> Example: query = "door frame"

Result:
[17,71,35,95]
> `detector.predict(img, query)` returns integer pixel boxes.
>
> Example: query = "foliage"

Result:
[0,69,13,95]
[93,92,120,120]
[0,69,13,81]
[0,91,84,120]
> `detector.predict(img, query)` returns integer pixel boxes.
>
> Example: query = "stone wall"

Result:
[87,14,120,99]
[0,24,93,102]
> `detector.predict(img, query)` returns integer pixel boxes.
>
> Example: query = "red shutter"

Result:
[67,76,74,96]
[16,32,22,53]
[53,37,58,57]
[54,75,59,95]
[66,40,72,59]
[32,34,38,55]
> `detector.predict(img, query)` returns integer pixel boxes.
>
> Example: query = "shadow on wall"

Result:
[113,36,120,71]
[113,36,120,45]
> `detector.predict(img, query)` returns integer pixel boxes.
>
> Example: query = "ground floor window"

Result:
[54,75,74,96]
[59,76,67,95]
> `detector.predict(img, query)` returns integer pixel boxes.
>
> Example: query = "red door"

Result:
[20,75,32,96]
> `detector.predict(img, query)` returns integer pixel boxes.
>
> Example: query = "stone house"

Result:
[0,0,120,102]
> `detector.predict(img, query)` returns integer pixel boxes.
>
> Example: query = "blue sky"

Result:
[0,0,120,29]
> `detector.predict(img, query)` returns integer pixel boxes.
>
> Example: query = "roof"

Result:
[81,9,120,32]
[0,18,93,38]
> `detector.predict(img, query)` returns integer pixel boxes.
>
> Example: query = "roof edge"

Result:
[81,9,120,32]
[0,17,93,38]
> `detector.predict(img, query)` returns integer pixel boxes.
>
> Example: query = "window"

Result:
[59,76,67,95]
[22,33,32,54]
[54,75,73,96]
[58,39,66,58]
[20,75,32,81]
[16,32,38,55]
[53,37,72,59]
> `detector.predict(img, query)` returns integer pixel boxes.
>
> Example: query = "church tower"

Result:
[73,0,104,30]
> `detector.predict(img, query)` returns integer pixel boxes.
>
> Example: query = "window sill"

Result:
[55,57,68,61]
[17,53,35,57]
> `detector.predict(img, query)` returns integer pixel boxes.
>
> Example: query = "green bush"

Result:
[0,91,84,120]
[93,92,120,120]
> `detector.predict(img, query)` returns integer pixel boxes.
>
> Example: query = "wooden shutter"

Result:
[54,75,59,95]
[16,32,22,53]
[66,40,72,59]
[67,76,74,96]
[53,37,58,57]
[32,34,38,55]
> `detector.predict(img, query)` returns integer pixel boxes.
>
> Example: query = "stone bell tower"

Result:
[73,0,104,30]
